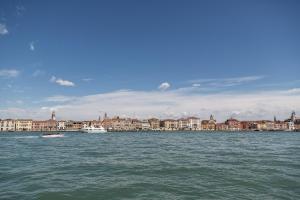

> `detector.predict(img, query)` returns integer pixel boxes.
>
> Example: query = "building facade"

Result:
[15,119,32,131]
[141,120,151,130]
[201,115,216,131]
[178,118,189,130]
[0,119,15,131]
[216,123,228,131]
[148,118,160,130]
[187,117,201,130]
[57,120,66,130]
[225,118,241,131]
[161,119,179,131]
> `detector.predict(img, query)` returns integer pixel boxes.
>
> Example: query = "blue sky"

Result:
[0,0,300,121]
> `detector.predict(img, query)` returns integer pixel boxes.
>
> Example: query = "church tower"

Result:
[51,111,56,121]
[291,111,296,122]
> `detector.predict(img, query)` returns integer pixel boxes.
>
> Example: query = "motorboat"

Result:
[42,132,64,138]
[81,125,107,133]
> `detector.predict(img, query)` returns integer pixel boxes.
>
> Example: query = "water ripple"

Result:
[0,132,300,200]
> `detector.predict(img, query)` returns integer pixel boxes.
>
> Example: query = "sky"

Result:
[0,0,300,121]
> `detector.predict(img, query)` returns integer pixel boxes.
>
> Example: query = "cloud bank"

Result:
[1,88,299,121]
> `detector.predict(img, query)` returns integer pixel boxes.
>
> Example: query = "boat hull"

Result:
[81,130,107,133]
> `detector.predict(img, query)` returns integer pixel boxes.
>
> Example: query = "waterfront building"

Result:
[110,117,123,131]
[32,112,58,131]
[283,111,297,131]
[161,119,179,131]
[286,121,295,131]
[57,120,66,130]
[45,119,57,131]
[15,119,33,131]
[274,121,288,131]
[132,119,142,130]
[255,120,274,131]
[148,118,160,130]
[89,120,102,128]
[216,123,228,131]
[141,120,151,130]
[32,119,57,131]
[187,117,201,130]
[240,121,252,130]
[225,118,241,131]
[65,121,83,131]
[294,119,300,131]
[101,118,113,130]
[32,120,46,131]
[178,118,189,130]
[0,119,15,131]
[109,116,134,131]
[201,115,216,131]
[265,121,275,130]
[254,121,266,130]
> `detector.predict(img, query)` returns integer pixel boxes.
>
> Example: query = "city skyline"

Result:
[1,0,300,121]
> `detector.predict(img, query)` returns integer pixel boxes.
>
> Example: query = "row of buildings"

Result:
[1,111,300,132]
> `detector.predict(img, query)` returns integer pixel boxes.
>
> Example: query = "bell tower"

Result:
[51,111,56,120]
[291,111,296,122]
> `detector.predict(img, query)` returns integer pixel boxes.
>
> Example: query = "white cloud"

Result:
[29,42,35,51]
[189,75,264,87]
[50,76,75,87]
[158,82,170,91]
[0,69,20,78]
[284,88,300,94]
[2,88,299,121]
[56,79,75,87]
[0,24,8,35]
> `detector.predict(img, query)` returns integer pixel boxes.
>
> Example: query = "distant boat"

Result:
[81,125,107,133]
[42,132,64,138]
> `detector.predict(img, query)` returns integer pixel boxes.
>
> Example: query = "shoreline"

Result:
[1,130,299,133]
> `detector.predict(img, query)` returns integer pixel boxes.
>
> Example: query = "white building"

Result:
[141,120,151,130]
[187,117,201,130]
[178,118,189,130]
[57,120,66,130]
[0,119,15,131]
[15,119,32,131]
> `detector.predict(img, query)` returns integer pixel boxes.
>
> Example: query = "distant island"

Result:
[1,111,299,132]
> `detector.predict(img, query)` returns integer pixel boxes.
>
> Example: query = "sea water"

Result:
[0,131,299,199]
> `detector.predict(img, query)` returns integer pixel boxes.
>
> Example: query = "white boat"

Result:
[81,125,107,133]
[42,132,64,138]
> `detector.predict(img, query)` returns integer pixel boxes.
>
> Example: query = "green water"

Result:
[0,132,299,200]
